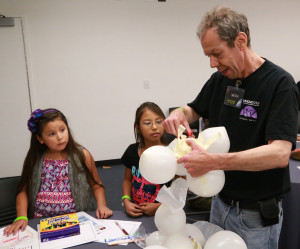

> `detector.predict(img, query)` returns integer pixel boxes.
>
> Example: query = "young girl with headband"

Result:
[4,108,112,236]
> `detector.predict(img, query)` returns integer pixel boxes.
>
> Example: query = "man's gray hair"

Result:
[197,6,251,47]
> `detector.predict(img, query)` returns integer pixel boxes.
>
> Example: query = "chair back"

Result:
[0,176,20,227]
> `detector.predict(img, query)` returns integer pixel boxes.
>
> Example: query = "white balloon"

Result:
[154,204,186,235]
[183,223,206,247]
[144,246,168,249]
[146,231,167,246]
[167,138,178,151]
[163,233,194,249]
[202,127,230,153]
[167,138,188,176]
[204,231,247,249]
[176,163,188,176]
[140,145,177,184]
[186,170,225,197]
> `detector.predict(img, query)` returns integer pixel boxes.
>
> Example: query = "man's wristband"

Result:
[14,216,28,222]
[122,195,131,201]
[177,107,184,112]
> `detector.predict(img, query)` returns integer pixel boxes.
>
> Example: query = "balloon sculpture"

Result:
[146,184,204,249]
[174,126,228,197]
[141,126,247,249]
[140,125,229,197]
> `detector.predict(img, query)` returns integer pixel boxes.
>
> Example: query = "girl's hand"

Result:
[96,206,113,219]
[123,199,143,217]
[3,219,28,236]
[139,202,161,216]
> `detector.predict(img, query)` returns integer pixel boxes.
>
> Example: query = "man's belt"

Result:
[219,194,260,210]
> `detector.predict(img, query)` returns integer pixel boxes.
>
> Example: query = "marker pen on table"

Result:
[114,221,129,235]
[105,233,141,243]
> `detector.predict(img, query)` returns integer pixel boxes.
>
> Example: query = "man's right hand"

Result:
[163,108,192,136]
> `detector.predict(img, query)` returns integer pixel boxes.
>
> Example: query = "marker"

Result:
[104,233,140,243]
[108,239,133,246]
[108,238,145,246]
[114,221,129,235]
[104,235,130,243]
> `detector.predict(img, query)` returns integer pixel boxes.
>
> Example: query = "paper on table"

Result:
[0,225,39,249]
[38,220,97,249]
[297,166,300,170]
[96,219,141,244]
[76,211,107,235]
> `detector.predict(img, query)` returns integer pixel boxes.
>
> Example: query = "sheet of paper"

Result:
[38,220,97,249]
[96,219,141,244]
[76,211,107,235]
[0,225,39,249]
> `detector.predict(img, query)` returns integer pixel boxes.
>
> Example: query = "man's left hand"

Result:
[178,139,219,177]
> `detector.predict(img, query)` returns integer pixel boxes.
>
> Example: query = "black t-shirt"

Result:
[122,143,140,170]
[188,59,298,202]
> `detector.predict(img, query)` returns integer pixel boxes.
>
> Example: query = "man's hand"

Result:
[178,139,219,177]
[163,108,192,136]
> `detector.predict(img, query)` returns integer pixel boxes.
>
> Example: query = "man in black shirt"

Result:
[163,6,298,249]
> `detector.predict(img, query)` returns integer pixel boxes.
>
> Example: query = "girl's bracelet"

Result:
[14,216,28,222]
[122,195,131,201]
[121,195,131,207]
[177,107,184,112]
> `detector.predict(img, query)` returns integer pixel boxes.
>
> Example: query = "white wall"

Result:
[1,0,300,163]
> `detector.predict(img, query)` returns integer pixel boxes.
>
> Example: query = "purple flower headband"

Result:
[27,109,56,133]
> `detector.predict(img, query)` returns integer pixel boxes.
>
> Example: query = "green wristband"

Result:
[14,216,28,222]
[122,195,131,201]
[177,107,184,112]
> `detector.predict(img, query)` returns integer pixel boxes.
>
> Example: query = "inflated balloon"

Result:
[186,170,225,197]
[163,233,195,249]
[144,245,168,249]
[176,162,188,176]
[167,138,178,151]
[168,139,188,176]
[140,145,177,184]
[202,127,230,153]
[146,231,166,246]
[183,223,206,248]
[154,204,186,235]
[204,231,247,249]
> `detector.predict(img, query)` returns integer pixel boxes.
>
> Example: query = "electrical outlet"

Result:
[143,80,150,89]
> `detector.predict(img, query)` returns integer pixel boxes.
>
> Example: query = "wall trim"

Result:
[95,159,122,167]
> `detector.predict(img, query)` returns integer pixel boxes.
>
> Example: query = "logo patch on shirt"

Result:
[239,99,259,122]
[240,105,258,122]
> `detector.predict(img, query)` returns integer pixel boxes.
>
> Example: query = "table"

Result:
[28,210,209,248]
[278,150,300,249]
[28,211,156,249]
